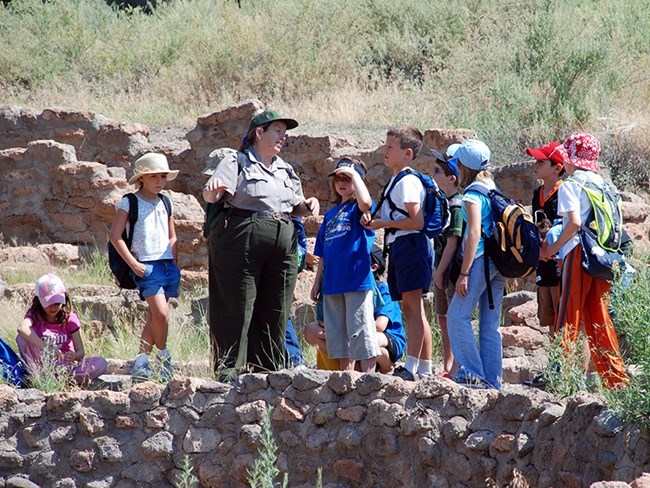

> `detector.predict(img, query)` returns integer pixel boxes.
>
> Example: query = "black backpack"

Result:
[108,193,172,289]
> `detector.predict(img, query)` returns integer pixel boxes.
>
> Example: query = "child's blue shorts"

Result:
[387,233,433,301]
[132,259,181,300]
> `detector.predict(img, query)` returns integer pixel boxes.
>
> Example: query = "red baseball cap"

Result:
[525,141,568,166]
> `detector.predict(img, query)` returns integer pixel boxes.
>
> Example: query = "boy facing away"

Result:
[362,127,434,380]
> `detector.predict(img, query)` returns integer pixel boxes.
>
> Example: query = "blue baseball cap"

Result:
[448,139,491,171]
[328,158,367,179]
[430,143,462,179]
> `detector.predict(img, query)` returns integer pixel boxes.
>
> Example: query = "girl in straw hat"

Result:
[109,152,181,382]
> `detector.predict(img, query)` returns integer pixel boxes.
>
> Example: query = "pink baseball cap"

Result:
[563,132,601,172]
[35,273,67,308]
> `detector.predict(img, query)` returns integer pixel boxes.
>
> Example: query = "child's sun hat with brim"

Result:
[562,132,601,172]
[129,153,180,185]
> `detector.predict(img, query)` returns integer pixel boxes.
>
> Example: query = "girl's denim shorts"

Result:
[132,259,181,300]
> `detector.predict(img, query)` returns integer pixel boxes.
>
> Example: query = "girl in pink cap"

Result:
[539,132,629,389]
[16,273,108,386]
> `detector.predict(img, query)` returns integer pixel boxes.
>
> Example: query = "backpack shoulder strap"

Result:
[125,193,138,244]
[371,169,414,219]
[158,193,172,217]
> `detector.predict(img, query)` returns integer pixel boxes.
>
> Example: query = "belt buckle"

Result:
[271,211,282,221]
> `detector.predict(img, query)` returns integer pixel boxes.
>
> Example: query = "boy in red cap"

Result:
[526,142,567,335]
[539,132,629,389]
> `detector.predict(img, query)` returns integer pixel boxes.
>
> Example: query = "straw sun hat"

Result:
[128,153,179,185]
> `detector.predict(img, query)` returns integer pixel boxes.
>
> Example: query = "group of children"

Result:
[311,128,629,391]
[8,126,629,392]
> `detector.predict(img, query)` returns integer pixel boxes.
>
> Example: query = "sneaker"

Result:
[393,365,416,381]
[523,372,548,389]
[154,353,174,383]
[131,358,154,382]
[453,375,488,389]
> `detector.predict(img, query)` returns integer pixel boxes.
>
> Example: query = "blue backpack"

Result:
[0,337,26,387]
[374,169,450,239]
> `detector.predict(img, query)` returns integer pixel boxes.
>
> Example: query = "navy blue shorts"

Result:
[132,259,181,300]
[387,233,433,301]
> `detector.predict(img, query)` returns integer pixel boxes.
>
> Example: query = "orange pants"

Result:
[554,245,629,389]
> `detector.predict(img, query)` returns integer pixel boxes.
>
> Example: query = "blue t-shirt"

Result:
[461,181,496,258]
[314,200,375,295]
[375,282,406,362]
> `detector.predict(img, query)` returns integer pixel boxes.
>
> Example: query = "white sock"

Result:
[405,355,419,374]
[417,359,433,377]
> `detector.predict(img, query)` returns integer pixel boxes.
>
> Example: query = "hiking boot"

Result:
[393,365,416,381]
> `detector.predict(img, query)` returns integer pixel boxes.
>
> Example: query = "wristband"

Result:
[459,271,470,277]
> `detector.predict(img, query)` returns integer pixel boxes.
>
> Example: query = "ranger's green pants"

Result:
[208,212,297,373]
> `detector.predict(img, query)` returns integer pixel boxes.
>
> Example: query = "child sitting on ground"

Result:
[16,273,108,386]
[305,245,406,373]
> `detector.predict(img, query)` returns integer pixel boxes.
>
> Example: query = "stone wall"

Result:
[2,101,649,272]
[0,373,648,488]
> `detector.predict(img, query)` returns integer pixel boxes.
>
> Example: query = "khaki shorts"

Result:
[537,285,559,330]
[323,290,380,361]
[433,277,455,316]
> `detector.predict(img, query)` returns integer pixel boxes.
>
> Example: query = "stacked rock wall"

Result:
[2,101,649,271]
[0,373,648,488]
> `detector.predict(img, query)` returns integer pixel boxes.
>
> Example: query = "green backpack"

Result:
[568,174,623,252]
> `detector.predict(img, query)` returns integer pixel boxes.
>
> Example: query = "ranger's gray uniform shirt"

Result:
[207,148,304,213]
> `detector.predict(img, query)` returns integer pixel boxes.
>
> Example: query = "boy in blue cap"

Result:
[430,144,463,378]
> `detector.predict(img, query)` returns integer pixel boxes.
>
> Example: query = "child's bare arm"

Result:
[310,259,325,302]
[434,235,460,290]
[67,330,85,362]
[364,202,423,231]
[17,317,47,351]
[168,216,178,262]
